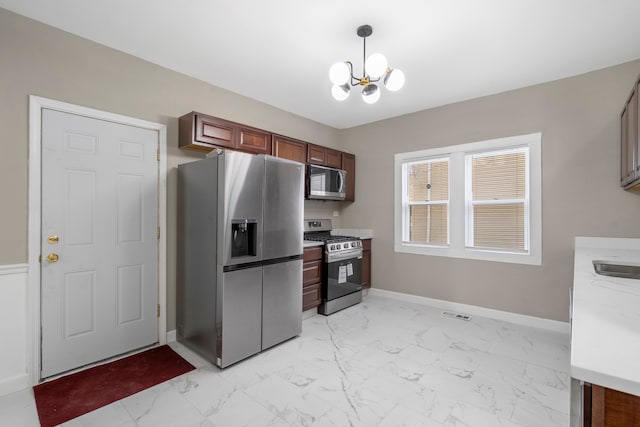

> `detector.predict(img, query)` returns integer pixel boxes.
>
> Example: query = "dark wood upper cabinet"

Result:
[621,75,640,190]
[326,149,342,168]
[307,143,326,165]
[237,126,272,155]
[307,143,343,169]
[341,152,355,202]
[179,111,357,200]
[272,135,307,164]
[179,111,271,155]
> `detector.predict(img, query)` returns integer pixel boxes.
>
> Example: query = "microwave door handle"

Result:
[337,171,345,193]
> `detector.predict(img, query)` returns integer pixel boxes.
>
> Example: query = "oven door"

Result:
[325,250,362,301]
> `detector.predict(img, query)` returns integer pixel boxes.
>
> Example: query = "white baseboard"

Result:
[0,373,29,397]
[166,329,177,343]
[367,288,570,334]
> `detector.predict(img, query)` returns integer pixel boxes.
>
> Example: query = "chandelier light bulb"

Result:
[329,62,350,85]
[365,53,388,79]
[384,68,405,92]
[331,83,350,101]
[362,84,380,104]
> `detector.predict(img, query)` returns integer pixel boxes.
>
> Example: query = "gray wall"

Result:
[2,7,640,327]
[0,9,340,330]
[340,60,640,322]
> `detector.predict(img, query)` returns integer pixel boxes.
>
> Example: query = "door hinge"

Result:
[38,254,42,263]
[157,304,160,317]
[157,149,160,161]
[157,227,160,240]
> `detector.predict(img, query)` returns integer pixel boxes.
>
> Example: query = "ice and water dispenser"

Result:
[231,219,257,258]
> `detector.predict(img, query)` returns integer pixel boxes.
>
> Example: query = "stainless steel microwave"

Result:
[305,164,346,201]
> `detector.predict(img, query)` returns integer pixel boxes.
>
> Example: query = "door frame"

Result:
[27,95,168,384]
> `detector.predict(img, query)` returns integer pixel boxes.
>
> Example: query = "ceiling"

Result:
[2,0,640,129]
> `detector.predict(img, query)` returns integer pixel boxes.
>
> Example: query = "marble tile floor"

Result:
[0,295,570,426]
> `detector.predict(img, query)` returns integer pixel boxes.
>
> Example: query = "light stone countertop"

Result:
[303,240,324,248]
[331,228,374,239]
[571,236,640,396]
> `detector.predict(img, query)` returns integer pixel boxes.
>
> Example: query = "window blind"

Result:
[469,149,527,251]
[406,159,449,245]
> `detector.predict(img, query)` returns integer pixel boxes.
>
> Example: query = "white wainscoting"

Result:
[0,264,29,396]
[368,288,571,334]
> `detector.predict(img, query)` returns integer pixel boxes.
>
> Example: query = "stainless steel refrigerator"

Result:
[177,150,304,368]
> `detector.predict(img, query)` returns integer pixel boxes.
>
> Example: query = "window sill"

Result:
[395,243,541,266]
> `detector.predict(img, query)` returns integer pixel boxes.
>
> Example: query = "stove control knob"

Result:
[336,244,341,250]
[346,243,352,248]
[330,244,336,250]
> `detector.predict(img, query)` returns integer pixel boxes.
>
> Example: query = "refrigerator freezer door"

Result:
[262,259,303,350]
[264,156,304,260]
[220,151,265,266]
[218,266,263,367]
[177,157,218,363]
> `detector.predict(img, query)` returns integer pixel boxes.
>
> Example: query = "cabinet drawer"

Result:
[303,260,322,285]
[303,246,323,262]
[302,282,321,311]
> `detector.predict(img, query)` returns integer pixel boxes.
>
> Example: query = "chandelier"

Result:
[329,24,405,104]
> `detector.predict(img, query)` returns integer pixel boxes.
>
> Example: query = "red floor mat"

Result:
[33,345,195,427]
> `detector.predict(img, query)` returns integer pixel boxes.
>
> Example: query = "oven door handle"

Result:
[326,249,363,263]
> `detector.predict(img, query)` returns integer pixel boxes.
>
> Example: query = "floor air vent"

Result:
[442,311,472,321]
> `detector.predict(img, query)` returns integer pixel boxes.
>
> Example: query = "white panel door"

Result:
[41,108,159,378]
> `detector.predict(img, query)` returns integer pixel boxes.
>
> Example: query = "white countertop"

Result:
[331,228,374,239]
[571,236,640,396]
[303,240,324,248]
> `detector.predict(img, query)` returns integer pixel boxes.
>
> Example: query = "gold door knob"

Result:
[47,235,59,244]
[46,253,59,263]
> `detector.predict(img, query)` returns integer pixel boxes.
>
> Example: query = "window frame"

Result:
[402,156,450,247]
[394,133,542,266]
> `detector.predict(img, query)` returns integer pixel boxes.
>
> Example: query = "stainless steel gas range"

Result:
[304,219,363,315]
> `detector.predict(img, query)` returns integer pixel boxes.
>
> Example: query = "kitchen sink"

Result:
[593,260,640,279]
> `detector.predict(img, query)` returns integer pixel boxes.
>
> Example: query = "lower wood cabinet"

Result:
[583,383,640,426]
[361,239,371,289]
[302,246,323,311]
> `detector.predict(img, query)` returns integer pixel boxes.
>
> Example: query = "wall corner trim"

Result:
[367,288,571,334]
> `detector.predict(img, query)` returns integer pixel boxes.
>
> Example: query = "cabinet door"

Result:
[195,114,236,149]
[362,239,371,289]
[627,88,638,184]
[302,282,321,311]
[272,135,307,164]
[303,260,322,286]
[326,148,342,168]
[341,152,356,202]
[590,384,640,426]
[238,126,272,155]
[307,143,326,165]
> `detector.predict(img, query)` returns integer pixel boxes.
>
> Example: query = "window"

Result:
[403,157,449,245]
[395,133,541,265]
